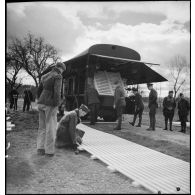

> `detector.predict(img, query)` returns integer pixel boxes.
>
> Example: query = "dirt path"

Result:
[6,110,150,194]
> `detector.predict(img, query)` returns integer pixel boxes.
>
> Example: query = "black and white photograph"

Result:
[4,1,191,194]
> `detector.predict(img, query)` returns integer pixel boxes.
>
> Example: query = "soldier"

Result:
[177,93,190,133]
[146,83,158,131]
[36,62,66,157]
[9,87,19,111]
[23,87,33,112]
[129,87,144,127]
[55,104,89,154]
[84,83,100,125]
[113,80,126,130]
[163,91,176,131]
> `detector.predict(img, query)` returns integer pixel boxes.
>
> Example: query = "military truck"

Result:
[61,44,167,121]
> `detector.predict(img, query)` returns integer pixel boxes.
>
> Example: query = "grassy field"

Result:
[6,99,190,193]
[6,100,150,194]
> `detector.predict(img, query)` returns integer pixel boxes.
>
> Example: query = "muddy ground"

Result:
[6,100,190,194]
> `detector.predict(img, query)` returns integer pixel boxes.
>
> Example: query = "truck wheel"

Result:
[103,115,117,122]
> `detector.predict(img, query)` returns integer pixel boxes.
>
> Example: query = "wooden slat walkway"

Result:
[77,123,190,194]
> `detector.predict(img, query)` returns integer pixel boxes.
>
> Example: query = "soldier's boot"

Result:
[152,116,156,131]
[136,117,142,127]
[114,117,122,130]
[149,117,153,129]
[179,125,184,132]
[163,119,168,130]
[146,116,153,131]
[129,115,136,126]
[169,121,173,131]
[183,124,186,133]
[73,144,79,154]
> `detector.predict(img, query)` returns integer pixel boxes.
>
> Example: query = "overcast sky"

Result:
[7,1,190,96]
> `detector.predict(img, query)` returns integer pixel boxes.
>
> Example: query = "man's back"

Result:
[37,69,62,107]
[135,93,144,108]
[56,110,79,147]
[149,88,157,107]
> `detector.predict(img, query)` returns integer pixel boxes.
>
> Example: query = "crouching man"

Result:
[55,104,89,154]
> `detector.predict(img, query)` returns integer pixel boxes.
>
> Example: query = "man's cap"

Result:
[180,93,184,97]
[147,83,153,86]
[169,90,173,94]
[132,87,138,92]
[79,104,89,113]
[56,62,66,71]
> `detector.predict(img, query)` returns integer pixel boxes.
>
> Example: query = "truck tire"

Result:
[102,111,117,122]
[103,115,117,122]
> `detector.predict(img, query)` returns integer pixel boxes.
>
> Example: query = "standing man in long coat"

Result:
[177,93,190,133]
[163,91,176,131]
[129,87,144,127]
[84,83,100,125]
[146,83,158,131]
[36,62,66,157]
[113,80,126,130]
[23,87,33,112]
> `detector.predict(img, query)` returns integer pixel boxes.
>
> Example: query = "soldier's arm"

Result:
[173,99,176,109]
[68,114,77,144]
[177,101,180,110]
[96,89,100,100]
[114,89,120,106]
[53,75,62,106]
[186,100,190,112]
[163,97,166,108]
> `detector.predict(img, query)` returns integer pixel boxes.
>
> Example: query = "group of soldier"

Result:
[128,83,190,133]
[84,81,190,134]
[8,87,33,112]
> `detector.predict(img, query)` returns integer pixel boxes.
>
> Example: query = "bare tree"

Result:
[6,54,23,89]
[169,55,189,99]
[7,33,60,87]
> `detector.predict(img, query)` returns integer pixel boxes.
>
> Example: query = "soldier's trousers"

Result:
[37,104,58,154]
[23,100,31,111]
[116,105,125,129]
[149,105,157,130]
[132,108,144,125]
[88,103,100,124]
[10,98,18,110]
[179,114,188,132]
[164,110,174,130]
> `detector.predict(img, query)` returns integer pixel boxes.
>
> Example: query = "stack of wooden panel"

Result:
[77,123,190,194]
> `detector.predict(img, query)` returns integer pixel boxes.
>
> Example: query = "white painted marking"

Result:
[77,146,85,151]
[132,181,140,187]
[6,142,10,150]
[90,155,98,160]
[6,127,12,131]
[107,165,117,173]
